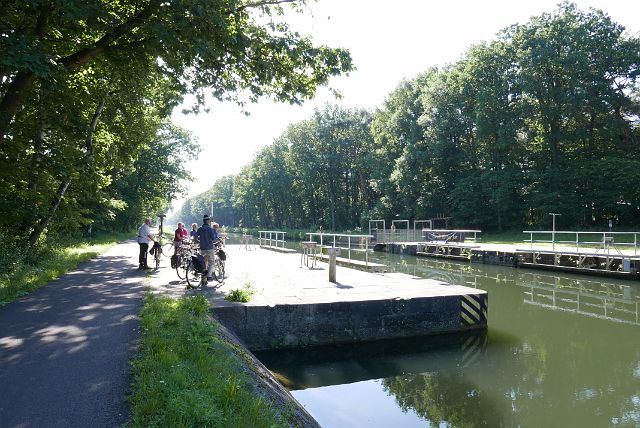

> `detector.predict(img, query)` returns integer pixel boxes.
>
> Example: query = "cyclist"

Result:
[212,222,221,243]
[137,218,155,270]
[196,215,217,286]
[190,223,198,241]
[173,222,186,254]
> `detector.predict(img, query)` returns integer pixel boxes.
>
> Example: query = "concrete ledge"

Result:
[214,293,487,351]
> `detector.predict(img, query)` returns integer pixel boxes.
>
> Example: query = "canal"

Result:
[255,248,640,427]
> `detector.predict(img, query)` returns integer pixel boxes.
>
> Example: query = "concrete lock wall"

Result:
[214,295,486,351]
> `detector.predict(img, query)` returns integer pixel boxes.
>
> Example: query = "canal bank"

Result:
[255,248,640,427]
[145,242,488,426]
[210,245,487,350]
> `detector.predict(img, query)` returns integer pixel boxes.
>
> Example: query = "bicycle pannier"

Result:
[170,254,179,269]
[149,241,161,255]
[191,254,206,273]
[217,249,226,261]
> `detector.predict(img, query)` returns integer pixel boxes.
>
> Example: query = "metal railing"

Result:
[422,229,481,243]
[373,228,481,244]
[523,231,639,255]
[258,230,287,250]
[306,232,373,267]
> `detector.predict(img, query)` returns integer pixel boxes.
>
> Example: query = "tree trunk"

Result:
[26,95,107,248]
[28,180,70,248]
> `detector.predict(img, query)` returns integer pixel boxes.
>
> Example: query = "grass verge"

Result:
[126,294,288,428]
[0,232,133,306]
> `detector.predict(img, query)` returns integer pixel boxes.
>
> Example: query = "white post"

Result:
[366,236,369,267]
[328,247,338,283]
[549,213,560,252]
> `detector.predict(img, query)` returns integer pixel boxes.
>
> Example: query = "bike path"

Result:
[0,240,148,428]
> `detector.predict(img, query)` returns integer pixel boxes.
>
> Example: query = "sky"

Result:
[170,0,640,207]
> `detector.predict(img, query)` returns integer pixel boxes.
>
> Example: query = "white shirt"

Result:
[138,223,151,244]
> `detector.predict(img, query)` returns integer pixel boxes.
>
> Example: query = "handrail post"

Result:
[348,236,351,263]
[576,232,579,252]
[333,235,336,248]
[366,236,369,267]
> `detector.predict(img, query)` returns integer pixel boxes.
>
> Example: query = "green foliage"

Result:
[176,3,640,233]
[128,294,287,427]
[0,0,353,252]
[175,105,376,231]
[225,281,256,303]
[0,231,132,306]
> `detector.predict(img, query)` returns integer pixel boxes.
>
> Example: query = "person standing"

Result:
[174,222,185,244]
[173,222,185,254]
[212,222,220,243]
[190,223,198,241]
[197,215,216,286]
[137,218,154,269]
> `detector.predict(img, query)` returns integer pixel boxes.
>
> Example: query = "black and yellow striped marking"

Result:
[460,294,488,326]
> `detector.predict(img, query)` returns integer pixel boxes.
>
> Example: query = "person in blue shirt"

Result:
[196,215,216,286]
[189,223,198,241]
[212,222,220,242]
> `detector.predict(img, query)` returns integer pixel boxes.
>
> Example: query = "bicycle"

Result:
[174,241,196,280]
[149,239,162,270]
[185,250,205,289]
[161,241,175,258]
[211,241,226,283]
[151,213,167,270]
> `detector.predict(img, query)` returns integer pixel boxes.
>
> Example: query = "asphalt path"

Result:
[0,240,148,428]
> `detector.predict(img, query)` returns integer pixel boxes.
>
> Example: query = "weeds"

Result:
[225,280,256,303]
[126,295,285,428]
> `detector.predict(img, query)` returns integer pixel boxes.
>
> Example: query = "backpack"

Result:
[191,254,206,273]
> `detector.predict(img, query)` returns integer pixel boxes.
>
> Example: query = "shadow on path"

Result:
[0,241,148,428]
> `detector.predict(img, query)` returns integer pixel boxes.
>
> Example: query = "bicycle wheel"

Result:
[176,254,189,279]
[185,260,201,288]
[212,258,225,283]
[161,242,174,258]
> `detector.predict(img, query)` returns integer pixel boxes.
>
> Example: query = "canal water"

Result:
[255,248,640,427]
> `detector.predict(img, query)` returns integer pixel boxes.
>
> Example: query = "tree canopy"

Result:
[175,3,640,232]
[0,0,354,260]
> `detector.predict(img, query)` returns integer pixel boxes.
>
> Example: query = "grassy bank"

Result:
[127,295,292,428]
[0,232,133,306]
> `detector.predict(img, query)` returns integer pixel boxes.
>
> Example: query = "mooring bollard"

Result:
[328,247,339,282]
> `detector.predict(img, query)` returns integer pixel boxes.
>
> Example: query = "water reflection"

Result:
[257,330,488,390]
[380,253,640,326]
[257,246,640,426]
